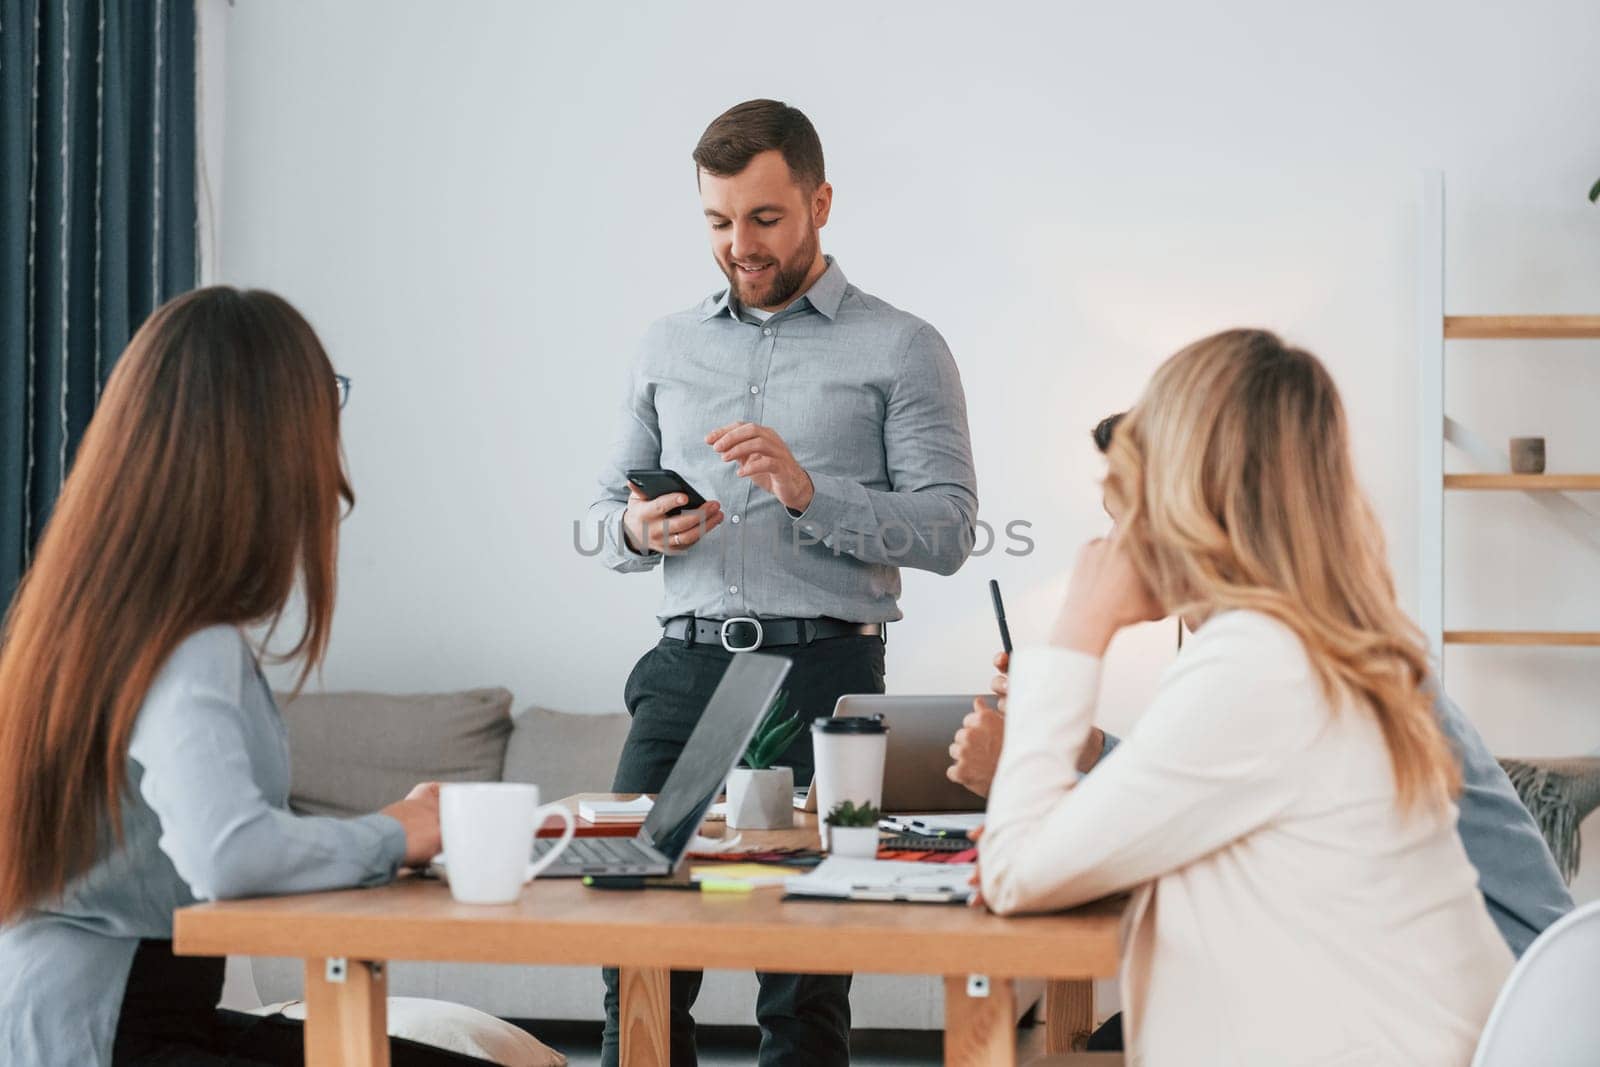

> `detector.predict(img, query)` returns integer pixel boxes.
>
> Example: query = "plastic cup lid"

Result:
[811,714,888,734]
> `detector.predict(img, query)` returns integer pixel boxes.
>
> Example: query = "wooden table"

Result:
[174,795,1122,1066]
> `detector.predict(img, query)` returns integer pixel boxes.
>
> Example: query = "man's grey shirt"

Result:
[1100,686,1572,957]
[589,258,978,623]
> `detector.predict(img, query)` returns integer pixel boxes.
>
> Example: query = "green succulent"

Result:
[742,691,805,771]
[825,800,883,828]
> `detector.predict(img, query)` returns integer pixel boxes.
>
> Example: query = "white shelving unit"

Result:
[1416,172,1600,677]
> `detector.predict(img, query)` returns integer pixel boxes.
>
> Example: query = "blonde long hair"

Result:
[1104,329,1458,810]
[0,287,351,922]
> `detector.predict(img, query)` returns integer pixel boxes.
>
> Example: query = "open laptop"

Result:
[796,694,987,814]
[532,652,792,878]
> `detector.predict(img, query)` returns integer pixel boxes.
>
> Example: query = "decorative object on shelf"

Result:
[725,691,805,830]
[825,800,883,858]
[1499,756,1600,883]
[1509,436,1547,475]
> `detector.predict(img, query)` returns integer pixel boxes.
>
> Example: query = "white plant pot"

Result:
[725,766,794,830]
[827,825,880,859]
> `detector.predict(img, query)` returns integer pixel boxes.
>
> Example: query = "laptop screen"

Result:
[639,651,792,864]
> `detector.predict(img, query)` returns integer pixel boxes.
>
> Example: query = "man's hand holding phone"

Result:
[622,487,722,556]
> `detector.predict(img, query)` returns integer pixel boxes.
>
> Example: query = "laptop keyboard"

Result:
[536,836,659,869]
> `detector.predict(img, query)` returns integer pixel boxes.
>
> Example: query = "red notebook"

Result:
[540,821,638,839]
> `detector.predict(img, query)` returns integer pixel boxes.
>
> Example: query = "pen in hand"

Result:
[989,579,1012,656]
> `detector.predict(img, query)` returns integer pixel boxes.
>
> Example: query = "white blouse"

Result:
[981,609,1512,1066]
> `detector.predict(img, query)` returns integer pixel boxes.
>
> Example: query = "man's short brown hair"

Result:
[692,99,825,190]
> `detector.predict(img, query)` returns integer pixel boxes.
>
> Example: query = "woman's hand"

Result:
[947,653,1009,797]
[1050,535,1165,657]
[988,649,1009,713]
[966,825,987,909]
[381,781,442,868]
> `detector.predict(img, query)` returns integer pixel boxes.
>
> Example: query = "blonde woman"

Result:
[979,330,1513,1065]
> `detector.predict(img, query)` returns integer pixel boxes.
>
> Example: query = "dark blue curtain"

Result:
[1,0,196,610]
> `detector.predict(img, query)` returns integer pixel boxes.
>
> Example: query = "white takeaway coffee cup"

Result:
[439,783,576,905]
[811,714,888,848]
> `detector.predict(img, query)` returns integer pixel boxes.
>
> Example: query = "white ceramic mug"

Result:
[439,783,576,904]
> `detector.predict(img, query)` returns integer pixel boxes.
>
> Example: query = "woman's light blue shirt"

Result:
[0,625,405,1065]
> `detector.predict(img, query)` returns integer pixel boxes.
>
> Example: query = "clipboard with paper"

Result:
[782,857,976,904]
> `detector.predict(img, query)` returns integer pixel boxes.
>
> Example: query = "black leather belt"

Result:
[662,615,884,653]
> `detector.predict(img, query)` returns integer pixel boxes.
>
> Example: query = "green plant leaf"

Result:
[742,691,805,770]
[1590,176,1600,204]
[825,799,883,827]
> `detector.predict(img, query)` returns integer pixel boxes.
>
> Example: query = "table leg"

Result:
[303,958,389,1067]
[944,974,1017,1067]
[618,965,670,1067]
[1045,978,1096,1052]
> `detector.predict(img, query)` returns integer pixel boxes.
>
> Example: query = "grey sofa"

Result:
[238,689,987,1030]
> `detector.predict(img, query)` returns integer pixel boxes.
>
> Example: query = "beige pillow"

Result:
[276,688,514,817]
[254,998,566,1066]
[501,706,632,799]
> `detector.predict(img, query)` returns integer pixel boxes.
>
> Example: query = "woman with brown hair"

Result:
[979,330,1514,1065]
[0,288,480,1065]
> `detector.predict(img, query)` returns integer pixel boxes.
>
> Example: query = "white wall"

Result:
[214,0,1600,901]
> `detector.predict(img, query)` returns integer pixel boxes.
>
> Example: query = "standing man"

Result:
[587,99,978,1066]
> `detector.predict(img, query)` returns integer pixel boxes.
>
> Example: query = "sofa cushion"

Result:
[501,707,632,800]
[277,688,514,817]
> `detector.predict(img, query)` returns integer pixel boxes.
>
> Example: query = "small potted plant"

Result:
[725,692,805,830]
[825,800,882,858]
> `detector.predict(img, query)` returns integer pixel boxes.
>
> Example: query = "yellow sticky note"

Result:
[689,863,794,885]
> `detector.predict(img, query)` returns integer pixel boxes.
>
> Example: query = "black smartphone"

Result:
[988,579,1013,655]
[624,468,707,516]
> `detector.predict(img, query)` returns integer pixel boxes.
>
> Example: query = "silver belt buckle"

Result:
[720,616,764,653]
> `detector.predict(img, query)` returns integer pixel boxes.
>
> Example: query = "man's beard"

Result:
[720,224,820,310]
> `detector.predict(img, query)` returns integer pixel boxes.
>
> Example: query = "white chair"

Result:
[1471,899,1600,1067]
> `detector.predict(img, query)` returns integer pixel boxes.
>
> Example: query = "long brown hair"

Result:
[1104,329,1459,811]
[0,287,351,921]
